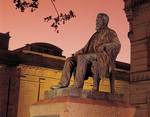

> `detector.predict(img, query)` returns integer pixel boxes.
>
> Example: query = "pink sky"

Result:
[0,0,130,63]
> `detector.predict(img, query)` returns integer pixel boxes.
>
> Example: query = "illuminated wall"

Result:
[16,54,130,117]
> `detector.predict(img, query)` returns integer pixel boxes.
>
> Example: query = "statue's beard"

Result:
[96,25,101,31]
[96,23,107,31]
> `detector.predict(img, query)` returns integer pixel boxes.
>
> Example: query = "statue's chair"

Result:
[91,61,115,94]
[74,61,115,94]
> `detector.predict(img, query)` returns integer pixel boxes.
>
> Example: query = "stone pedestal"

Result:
[30,88,135,117]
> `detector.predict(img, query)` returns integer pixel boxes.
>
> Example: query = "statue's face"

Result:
[96,14,109,31]
[96,15,103,31]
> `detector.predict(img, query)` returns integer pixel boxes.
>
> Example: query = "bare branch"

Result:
[50,0,59,17]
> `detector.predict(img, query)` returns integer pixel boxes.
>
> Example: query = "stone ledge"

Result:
[33,96,133,108]
[44,88,125,102]
[31,96,135,117]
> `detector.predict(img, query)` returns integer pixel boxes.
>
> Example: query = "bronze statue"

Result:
[51,13,121,91]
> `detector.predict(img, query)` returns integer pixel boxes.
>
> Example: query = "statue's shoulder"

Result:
[108,28,117,36]
[108,28,116,33]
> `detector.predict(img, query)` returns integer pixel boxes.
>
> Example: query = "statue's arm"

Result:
[103,30,121,54]
[105,31,121,52]
[74,49,84,55]
[74,43,88,56]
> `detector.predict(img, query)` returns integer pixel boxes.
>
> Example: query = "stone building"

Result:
[124,0,150,117]
[0,32,20,117]
[0,32,130,117]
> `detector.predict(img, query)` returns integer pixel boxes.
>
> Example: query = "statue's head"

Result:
[96,13,109,31]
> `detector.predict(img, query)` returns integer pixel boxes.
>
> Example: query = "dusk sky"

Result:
[0,0,130,63]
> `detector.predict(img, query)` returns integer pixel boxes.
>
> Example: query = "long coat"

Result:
[75,27,121,79]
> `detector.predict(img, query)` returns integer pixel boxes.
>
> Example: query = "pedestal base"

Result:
[30,96,135,117]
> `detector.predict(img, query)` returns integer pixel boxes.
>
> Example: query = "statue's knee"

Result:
[65,57,75,67]
[77,55,85,61]
[66,57,73,62]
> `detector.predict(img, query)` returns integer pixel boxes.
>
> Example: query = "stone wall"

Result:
[0,65,20,117]
[0,65,9,117]
[130,81,150,117]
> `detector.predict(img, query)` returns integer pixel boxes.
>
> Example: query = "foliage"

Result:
[13,0,76,33]
[13,0,39,12]
[44,10,76,33]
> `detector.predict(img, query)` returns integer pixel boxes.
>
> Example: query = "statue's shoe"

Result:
[69,85,83,89]
[50,84,68,89]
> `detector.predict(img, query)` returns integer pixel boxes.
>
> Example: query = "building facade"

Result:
[0,32,130,117]
[124,0,150,117]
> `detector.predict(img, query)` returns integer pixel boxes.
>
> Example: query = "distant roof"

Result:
[0,32,10,38]
[31,42,63,51]
[13,42,63,57]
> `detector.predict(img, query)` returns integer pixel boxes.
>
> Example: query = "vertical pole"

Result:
[6,77,11,117]
[147,92,150,117]
[37,78,40,101]
[37,78,45,101]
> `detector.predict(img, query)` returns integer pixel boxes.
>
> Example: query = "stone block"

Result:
[30,96,135,117]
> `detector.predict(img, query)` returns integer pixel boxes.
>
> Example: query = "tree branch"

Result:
[50,0,59,17]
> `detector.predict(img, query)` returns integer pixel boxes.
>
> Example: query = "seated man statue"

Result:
[51,13,121,90]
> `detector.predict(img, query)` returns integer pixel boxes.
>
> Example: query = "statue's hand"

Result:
[72,53,75,57]
[102,44,113,53]
[74,50,83,56]
[97,45,106,52]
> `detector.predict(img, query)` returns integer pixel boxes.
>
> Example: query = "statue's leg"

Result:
[51,57,76,89]
[92,75,100,91]
[59,57,76,86]
[109,72,115,94]
[73,55,89,88]
[92,61,100,91]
